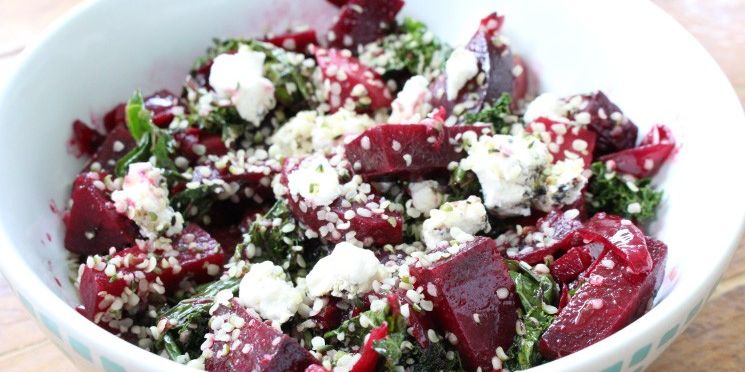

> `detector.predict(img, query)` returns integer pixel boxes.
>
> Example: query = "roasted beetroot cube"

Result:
[550,245,593,284]
[86,124,136,173]
[205,299,317,372]
[312,298,345,331]
[314,47,393,113]
[326,0,403,49]
[393,289,434,348]
[573,91,638,157]
[430,13,513,117]
[70,120,105,157]
[305,365,328,372]
[411,237,518,370]
[280,157,403,246]
[64,172,137,256]
[326,0,348,6]
[539,236,667,359]
[145,90,183,127]
[174,128,228,163]
[599,124,675,178]
[504,210,584,265]
[579,213,652,274]
[78,224,224,323]
[266,30,318,53]
[344,124,490,181]
[527,118,597,167]
[351,323,388,372]
[103,103,126,132]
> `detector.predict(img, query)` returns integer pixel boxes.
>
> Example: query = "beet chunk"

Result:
[527,117,597,167]
[411,237,518,370]
[64,172,137,256]
[599,124,675,178]
[103,103,127,132]
[550,245,594,284]
[430,13,514,117]
[70,120,104,157]
[351,323,388,372]
[345,123,490,181]
[145,90,182,127]
[326,0,403,49]
[173,128,228,163]
[205,299,317,372]
[579,213,652,274]
[573,91,638,157]
[539,236,667,359]
[502,210,584,265]
[266,30,318,53]
[85,124,136,173]
[314,47,393,113]
[78,224,224,325]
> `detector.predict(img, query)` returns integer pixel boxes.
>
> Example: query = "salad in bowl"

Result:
[62,0,676,370]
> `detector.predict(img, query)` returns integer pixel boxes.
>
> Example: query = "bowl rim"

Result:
[0,0,744,371]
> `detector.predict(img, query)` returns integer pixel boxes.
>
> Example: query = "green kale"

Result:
[447,165,481,201]
[324,308,388,346]
[115,91,179,177]
[463,93,515,134]
[359,17,451,79]
[170,184,215,221]
[505,260,559,370]
[406,342,464,372]
[156,277,242,360]
[586,162,663,222]
[372,332,406,368]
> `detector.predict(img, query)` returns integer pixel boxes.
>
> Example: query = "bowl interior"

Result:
[1,0,744,371]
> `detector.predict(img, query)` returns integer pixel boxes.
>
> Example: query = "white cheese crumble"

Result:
[209,46,276,125]
[286,155,342,207]
[238,261,302,326]
[305,242,386,299]
[389,75,432,123]
[421,196,489,249]
[445,47,479,100]
[111,162,183,239]
[459,132,550,217]
[269,109,374,159]
[406,180,443,218]
[522,93,570,123]
[534,158,588,212]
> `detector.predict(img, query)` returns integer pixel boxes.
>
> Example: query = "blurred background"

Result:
[1,0,744,371]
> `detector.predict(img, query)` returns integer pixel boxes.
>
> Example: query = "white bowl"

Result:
[1,0,743,371]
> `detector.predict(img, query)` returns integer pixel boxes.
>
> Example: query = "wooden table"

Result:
[1,1,744,371]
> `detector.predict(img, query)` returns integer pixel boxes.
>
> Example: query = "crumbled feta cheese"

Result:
[459,132,550,217]
[534,158,588,212]
[523,93,571,123]
[389,75,432,123]
[111,162,183,239]
[287,155,341,207]
[407,180,442,218]
[238,261,302,325]
[269,109,374,159]
[209,46,276,125]
[305,242,386,298]
[445,47,479,100]
[421,196,489,249]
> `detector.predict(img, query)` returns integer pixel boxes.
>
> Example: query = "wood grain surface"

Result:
[1,1,744,371]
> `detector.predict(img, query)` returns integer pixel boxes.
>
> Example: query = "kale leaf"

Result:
[586,161,663,222]
[448,165,481,201]
[115,91,178,177]
[324,308,388,346]
[463,92,515,134]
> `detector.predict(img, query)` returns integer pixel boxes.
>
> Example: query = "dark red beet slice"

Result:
[280,157,403,246]
[344,124,490,181]
[78,224,224,322]
[265,30,318,53]
[326,0,349,7]
[430,13,514,117]
[503,210,584,265]
[314,47,393,113]
[312,298,345,331]
[64,172,138,256]
[572,91,638,157]
[527,117,597,167]
[70,120,105,157]
[205,299,316,372]
[550,245,593,284]
[411,237,518,370]
[579,213,651,274]
[350,323,388,372]
[103,103,126,132]
[326,0,403,49]
[391,288,434,348]
[85,124,136,173]
[599,124,675,178]
[145,90,183,128]
[174,128,228,163]
[539,236,667,359]
[305,365,328,372]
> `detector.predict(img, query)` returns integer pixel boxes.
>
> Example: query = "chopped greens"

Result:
[115,91,178,177]
[463,93,515,134]
[448,165,481,201]
[324,308,388,346]
[586,161,663,222]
